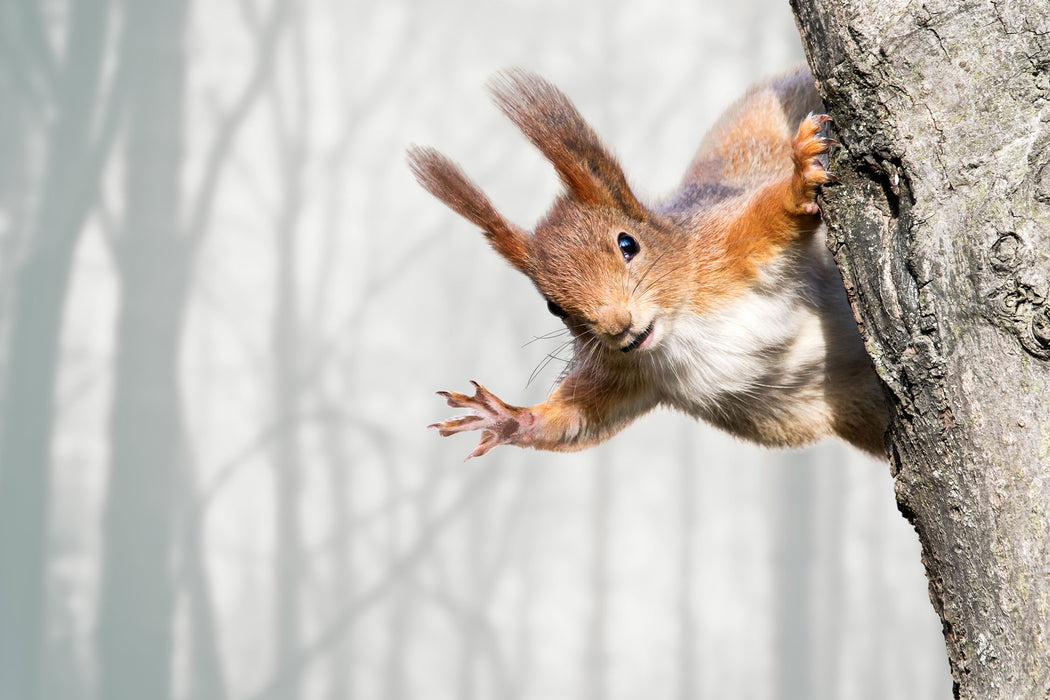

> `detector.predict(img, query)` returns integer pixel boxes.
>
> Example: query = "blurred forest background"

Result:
[0,0,953,698]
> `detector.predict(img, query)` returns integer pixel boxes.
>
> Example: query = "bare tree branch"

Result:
[185,0,291,248]
[187,232,438,521]
[242,466,503,700]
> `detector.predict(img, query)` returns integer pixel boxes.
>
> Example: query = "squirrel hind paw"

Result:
[789,113,837,214]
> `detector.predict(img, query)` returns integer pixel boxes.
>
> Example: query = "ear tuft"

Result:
[407,145,532,274]
[487,69,647,220]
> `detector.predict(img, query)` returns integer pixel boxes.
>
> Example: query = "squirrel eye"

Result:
[617,232,640,261]
[546,299,568,318]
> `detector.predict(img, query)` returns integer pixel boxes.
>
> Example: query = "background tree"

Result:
[792,1,1050,696]
[95,0,189,695]
[268,3,308,695]
[0,2,119,697]
[774,452,814,700]
[99,0,287,696]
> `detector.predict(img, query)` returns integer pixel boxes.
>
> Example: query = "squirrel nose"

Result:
[596,306,632,337]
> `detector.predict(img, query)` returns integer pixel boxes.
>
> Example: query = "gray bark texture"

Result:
[790,1,1050,698]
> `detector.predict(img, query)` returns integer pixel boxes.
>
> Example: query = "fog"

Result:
[0,0,951,698]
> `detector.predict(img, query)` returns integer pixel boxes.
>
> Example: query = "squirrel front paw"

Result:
[430,381,536,459]
[790,113,837,216]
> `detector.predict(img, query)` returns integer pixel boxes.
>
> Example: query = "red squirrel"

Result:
[409,65,889,459]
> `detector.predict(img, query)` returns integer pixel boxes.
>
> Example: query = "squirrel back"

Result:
[410,65,889,459]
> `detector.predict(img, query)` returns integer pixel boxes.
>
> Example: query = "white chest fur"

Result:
[633,228,865,446]
[647,286,831,417]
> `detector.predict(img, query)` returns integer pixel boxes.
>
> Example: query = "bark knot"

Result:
[980,229,1050,359]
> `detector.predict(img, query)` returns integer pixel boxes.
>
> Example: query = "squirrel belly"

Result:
[641,231,888,455]
[411,65,891,459]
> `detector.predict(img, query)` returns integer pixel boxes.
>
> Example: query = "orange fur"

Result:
[407,146,533,274]
[712,114,834,283]
[488,69,649,220]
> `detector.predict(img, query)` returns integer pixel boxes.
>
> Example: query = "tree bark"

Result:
[791,2,1050,697]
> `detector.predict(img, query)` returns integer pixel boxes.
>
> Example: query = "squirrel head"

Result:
[409,70,695,353]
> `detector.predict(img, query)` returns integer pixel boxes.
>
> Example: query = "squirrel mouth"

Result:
[620,321,655,353]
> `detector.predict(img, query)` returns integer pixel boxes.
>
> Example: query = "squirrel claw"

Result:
[431,381,534,458]
[789,113,836,215]
[428,414,483,436]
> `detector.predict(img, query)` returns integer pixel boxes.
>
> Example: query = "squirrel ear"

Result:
[488,69,648,221]
[408,146,532,274]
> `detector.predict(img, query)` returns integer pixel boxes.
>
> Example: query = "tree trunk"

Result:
[774,452,813,700]
[270,114,305,700]
[676,432,699,700]
[322,409,355,700]
[585,459,611,700]
[816,449,844,700]
[455,486,480,700]
[269,8,308,694]
[184,488,229,700]
[791,2,1050,697]
[0,2,113,698]
[95,0,189,697]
